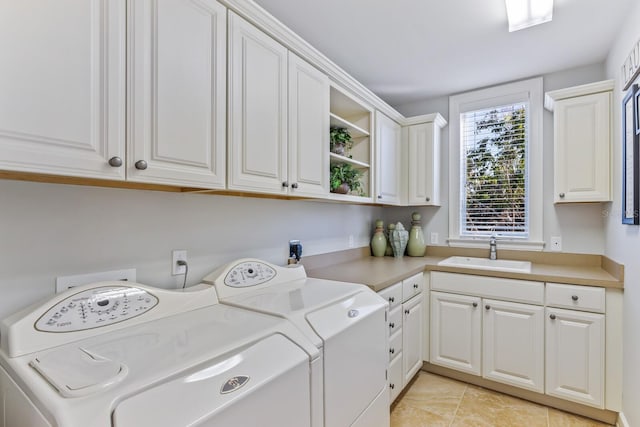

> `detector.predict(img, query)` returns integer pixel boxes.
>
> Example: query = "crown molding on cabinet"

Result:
[403,113,448,127]
[544,79,615,111]
[219,0,406,124]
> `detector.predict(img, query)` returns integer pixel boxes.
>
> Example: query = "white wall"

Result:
[604,1,640,425]
[390,63,608,254]
[0,180,381,319]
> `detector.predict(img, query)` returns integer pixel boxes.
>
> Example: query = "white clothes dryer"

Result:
[0,281,321,427]
[202,259,390,427]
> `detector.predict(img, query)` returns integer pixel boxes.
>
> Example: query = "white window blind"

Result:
[460,102,529,237]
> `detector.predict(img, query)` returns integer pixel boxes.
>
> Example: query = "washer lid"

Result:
[30,347,127,397]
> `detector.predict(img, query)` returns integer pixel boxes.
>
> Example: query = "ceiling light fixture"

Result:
[505,0,553,32]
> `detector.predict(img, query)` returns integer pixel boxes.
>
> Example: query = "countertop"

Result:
[304,247,624,292]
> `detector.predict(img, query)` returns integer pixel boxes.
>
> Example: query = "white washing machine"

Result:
[202,259,390,427]
[0,281,322,427]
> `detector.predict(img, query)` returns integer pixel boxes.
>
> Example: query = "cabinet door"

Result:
[288,53,329,197]
[546,308,605,408]
[228,12,288,194]
[0,0,125,180]
[483,299,544,392]
[128,0,226,188]
[402,294,423,385]
[374,111,402,205]
[407,122,440,205]
[388,352,403,403]
[554,92,611,202]
[430,292,481,375]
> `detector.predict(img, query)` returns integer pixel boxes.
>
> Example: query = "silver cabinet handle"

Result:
[559,193,565,198]
[389,322,395,328]
[390,348,395,354]
[291,183,298,189]
[472,302,478,308]
[413,284,419,289]
[404,309,410,315]
[135,160,148,170]
[282,181,289,188]
[389,297,395,303]
[108,156,122,167]
[485,305,491,310]
[550,313,556,320]
[389,383,395,390]
[571,295,579,301]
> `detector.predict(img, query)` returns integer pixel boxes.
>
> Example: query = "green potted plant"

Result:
[330,163,364,195]
[330,127,353,157]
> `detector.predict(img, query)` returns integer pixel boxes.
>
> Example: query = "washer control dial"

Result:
[224,261,276,287]
[35,286,158,332]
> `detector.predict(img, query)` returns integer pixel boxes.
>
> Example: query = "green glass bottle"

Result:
[407,212,426,257]
[371,219,387,257]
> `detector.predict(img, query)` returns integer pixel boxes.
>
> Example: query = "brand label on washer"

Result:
[221,375,250,394]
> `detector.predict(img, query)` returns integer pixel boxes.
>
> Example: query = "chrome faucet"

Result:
[489,236,497,260]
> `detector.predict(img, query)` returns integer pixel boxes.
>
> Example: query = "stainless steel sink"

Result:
[437,256,532,273]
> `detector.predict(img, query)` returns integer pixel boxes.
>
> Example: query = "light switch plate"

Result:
[56,268,136,293]
[550,236,562,252]
[430,232,439,244]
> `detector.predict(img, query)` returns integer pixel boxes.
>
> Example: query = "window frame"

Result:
[448,78,544,250]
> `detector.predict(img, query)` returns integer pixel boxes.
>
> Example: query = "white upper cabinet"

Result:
[128,0,227,188]
[0,0,126,180]
[228,12,288,194]
[545,80,614,203]
[288,53,330,197]
[228,13,328,197]
[375,111,402,205]
[406,114,447,206]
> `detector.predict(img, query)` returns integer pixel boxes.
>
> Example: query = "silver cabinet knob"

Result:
[559,193,565,198]
[108,156,122,167]
[472,302,478,308]
[291,183,298,189]
[135,160,148,170]
[485,305,491,310]
[389,322,395,329]
[426,197,430,202]
[571,295,579,301]
[389,297,394,303]
[390,348,395,354]
[413,283,419,289]
[404,309,410,315]
[377,195,382,199]
[282,181,289,188]
[389,383,395,390]
[550,313,557,320]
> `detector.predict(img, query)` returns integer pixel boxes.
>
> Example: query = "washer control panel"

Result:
[34,286,158,332]
[224,261,277,288]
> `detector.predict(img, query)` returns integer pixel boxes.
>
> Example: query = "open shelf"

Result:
[330,113,370,138]
[329,153,369,168]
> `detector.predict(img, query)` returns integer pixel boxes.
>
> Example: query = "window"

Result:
[449,78,543,250]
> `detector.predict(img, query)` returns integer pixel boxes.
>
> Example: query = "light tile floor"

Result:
[391,372,612,427]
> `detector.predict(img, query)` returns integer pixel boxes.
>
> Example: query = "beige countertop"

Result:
[304,247,624,292]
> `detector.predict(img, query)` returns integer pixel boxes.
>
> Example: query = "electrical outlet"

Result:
[430,232,439,245]
[56,268,136,293]
[172,250,187,275]
[550,236,562,252]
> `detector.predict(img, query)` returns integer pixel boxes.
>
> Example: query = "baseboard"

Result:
[617,412,630,427]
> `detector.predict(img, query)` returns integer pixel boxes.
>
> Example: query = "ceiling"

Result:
[252,0,634,107]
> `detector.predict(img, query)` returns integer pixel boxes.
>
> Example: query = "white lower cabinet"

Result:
[483,299,544,393]
[378,273,424,404]
[429,272,614,412]
[545,307,605,408]
[430,291,481,375]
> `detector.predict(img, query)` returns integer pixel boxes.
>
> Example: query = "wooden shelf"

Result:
[330,113,370,138]
[329,152,370,168]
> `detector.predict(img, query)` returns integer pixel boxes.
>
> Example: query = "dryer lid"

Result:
[30,347,127,397]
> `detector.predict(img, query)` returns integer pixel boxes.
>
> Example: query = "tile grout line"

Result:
[448,383,467,427]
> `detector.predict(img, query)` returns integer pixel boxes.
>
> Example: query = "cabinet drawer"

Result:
[431,272,544,305]
[388,306,403,336]
[402,273,423,302]
[389,352,403,403]
[546,283,605,313]
[379,282,402,310]
[389,330,402,361]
